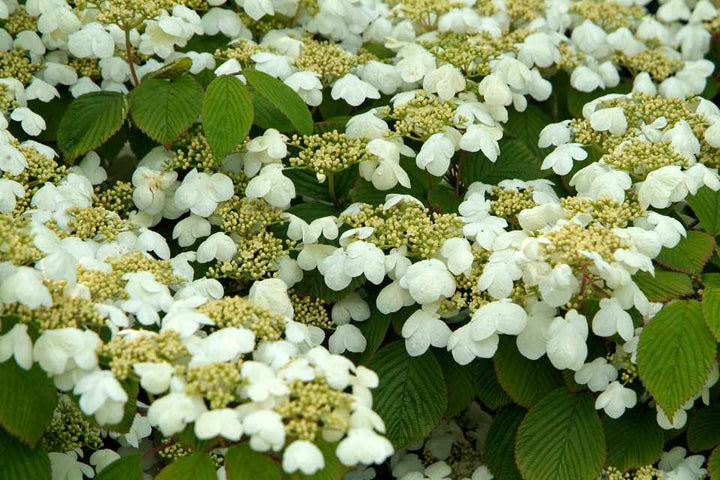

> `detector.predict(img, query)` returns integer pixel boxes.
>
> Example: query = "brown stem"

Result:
[125,28,140,86]
[455,149,466,197]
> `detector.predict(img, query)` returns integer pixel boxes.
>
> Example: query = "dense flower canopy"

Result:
[1,0,720,478]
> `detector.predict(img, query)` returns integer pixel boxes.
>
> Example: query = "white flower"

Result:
[252,52,294,80]
[447,323,499,365]
[133,362,174,395]
[10,107,45,136]
[590,107,627,135]
[68,22,114,58]
[332,74,380,107]
[188,327,255,367]
[249,278,293,318]
[541,143,588,175]
[416,133,455,176]
[243,410,286,451]
[332,292,370,325]
[402,309,452,356]
[74,370,128,424]
[478,74,512,106]
[0,178,24,213]
[399,259,456,305]
[33,328,100,377]
[245,164,296,208]
[592,297,635,341]
[172,214,211,247]
[477,250,522,299]
[574,358,617,392]
[336,428,394,466]
[329,324,367,354]
[438,237,473,276]
[516,301,555,360]
[241,361,289,401]
[595,381,637,418]
[175,168,233,217]
[0,323,33,370]
[538,264,579,307]
[0,142,28,175]
[423,65,466,101]
[459,124,503,162]
[196,232,237,263]
[49,452,95,480]
[132,166,178,215]
[538,121,571,148]
[360,138,412,191]
[195,409,243,440]
[148,392,207,436]
[637,165,687,209]
[89,449,120,473]
[546,310,588,371]
[283,440,325,475]
[285,71,323,106]
[658,447,707,479]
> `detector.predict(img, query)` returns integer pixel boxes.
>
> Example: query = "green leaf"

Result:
[709,446,720,478]
[293,269,365,302]
[353,311,391,366]
[286,440,347,480]
[493,337,564,408]
[655,231,717,275]
[369,341,448,448]
[202,75,253,158]
[0,428,50,480]
[688,406,720,452]
[156,452,216,480]
[225,445,282,480]
[462,139,548,186]
[688,187,720,236]
[129,75,203,145]
[57,91,128,162]
[472,359,512,410]
[703,288,720,341]
[484,405,525,480]
[603,406,664,471]
[516,389,605,480]
[0,361,57,446]
[351,157,431,206]
[634,269,694,302]
[637,300,717,416]
[566,82,631,119]
[95,454,143,480]
[505,104,553,157]
[244,69,313,135]
[252,93,295,132]
[286,166,356,205]
[704,273,720,288]
[435,350,476,418]
[428,184,461,214]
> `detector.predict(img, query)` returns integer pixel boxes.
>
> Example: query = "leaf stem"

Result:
[328,172,340,208]
[124,28,140,87]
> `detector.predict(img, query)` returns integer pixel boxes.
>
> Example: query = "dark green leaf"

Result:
[505,104,553,157]
[0,428,50,480]
[354,311,391,366]
[493,337,563,408]
[484,405,525,480]
[369,341,447,448]
[702,288,720,341]
[95,453,143,480]
[0,361,57,446]
[603,406,664,471]
[637,301,717,416]
[244,69,313,135]
[655,231,716,275]
[225,444,282,480]
[156,452,216,480]
[435,350,476,418]
[462,139,548,186]
[688,406,720,452]
[57,91,128,162]
[472,359,512,410]
[634,269,694,302]
[688,187,720,235]
[129,76,203,144]
[709,446,720,478]
[516,389,605,480]
[203,75,253,158]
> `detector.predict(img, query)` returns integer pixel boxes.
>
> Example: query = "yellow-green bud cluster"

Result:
[0,48,38,86]
[289,291,334,330]
[166,125,225,171]
[616,49,683,82]
[3,143,67,215]
[2,7,38,36]
[67,206,127,241]
[0,214,43,266]
[289,131,369,176]
[569,0,645,31]
[184,362,242,409]
[196,296,285,342]
[544,223,627,266]
[216,196,282,237]
[489,186,537,219]
[100,330,188,380]
[208,230,290,281]
[44,397,103,453]
[561,195,644,228]
[294,39,361,85]
[275,379,351,441]
[602,466,661,480]
[94,181,135,219]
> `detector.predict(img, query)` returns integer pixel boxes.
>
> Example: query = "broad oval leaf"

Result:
[709,446,720,478]
[687,406,720,452]
[516,389,605,480]
[95,453,143,480]
[0,360,57,446]
[472,359,512,410]
[129,75,203,144]
[369,341,448,448]
[461,139,548,186]
[687,186,720,236]
[436,350,476,418]
[485,405,525,480]
[57,91,128,162]
[637,300,717,416]
[634,269,694,303]
[156,452,215,480]
[244,69,313,135]
[225,444,282,480]
[702,287,720,341]
[655,231,716,275]
[202,75,253,158]
[603,406,664,471]
[0,428,50,480]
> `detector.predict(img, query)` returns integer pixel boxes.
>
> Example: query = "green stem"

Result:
[124,28,140,87]
[328,173,339,208]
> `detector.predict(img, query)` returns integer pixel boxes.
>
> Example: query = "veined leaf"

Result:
[369,341,448,448]
[516,389,605,480]
[435,350,477,418]
[353,311,391,366]
[702,287,720,341]
[129,75,203,144]
[244,69,313,135]
[0,428,50,480]
[225,445,282,480]
[473,359,512,410]
[462,139,548,186]
[0,361,57,446]
[655,231,716,275]
[504,104,553,157]
[156,452,215,480]
[95,453,143,480]
[57,91,128,162]
[687,186,720,236]
[637,301,717,416]
[202,75,253,158]
[709,446,720,478]
[603,406,664,471]
[687,406,720,452]
[485,405,525,480]
[634,269,694,302]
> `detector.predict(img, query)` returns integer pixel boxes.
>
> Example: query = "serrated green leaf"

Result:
[156,452,215,480]
[353,311,391,366]
[225,445,282,480]
[709,446,720,478]
[0,428,50,480]
[252,93,295,132]
[704,273,720,288]
[688,187,720,236]
[202,75,253,158]
[655,231,717,275]
[0,361,57,446]
[95,453,143,480]
[603,406,664,471]
[286,440,347,480]
[369,341,448,448]
[244,69,313,135]
[129,76,203,144]
[637,301,717,416]
[688,406,720,452]
[462,139,548,186]
[505,104,553,157]
[428,184,461,214]
[634,269,694,302]
[493,337,564,408]
[287,166,355,205]
[484,405,525,480]
[516,389,605,480]
[703,288,720,341]
[435,350,476,418]
[473,359,512,410]
[57,91,128,162]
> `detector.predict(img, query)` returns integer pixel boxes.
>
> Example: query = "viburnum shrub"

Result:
[2,0,720,479]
